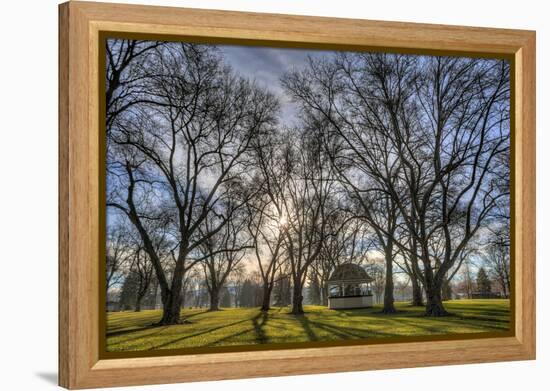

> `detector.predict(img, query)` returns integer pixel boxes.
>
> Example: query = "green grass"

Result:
[106,299,510,352]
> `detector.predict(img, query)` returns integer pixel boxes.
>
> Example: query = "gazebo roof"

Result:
[328,263,373,283]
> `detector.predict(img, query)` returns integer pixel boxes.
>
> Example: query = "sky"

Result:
[106,43,335,237]
[106,43,338,275]
[218,44,331,127]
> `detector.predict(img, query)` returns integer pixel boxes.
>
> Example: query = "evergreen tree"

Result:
[219,286,232,308]
[119,271,139,311]
[239,280,255,307]
[273,275,291,306]
[476,267,492,294]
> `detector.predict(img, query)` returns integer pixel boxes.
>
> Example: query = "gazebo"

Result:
[327,264,374,309]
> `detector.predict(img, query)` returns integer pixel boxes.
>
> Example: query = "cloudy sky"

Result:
[219,44,333,127]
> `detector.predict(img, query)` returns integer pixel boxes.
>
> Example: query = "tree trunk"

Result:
[409,237,423,306]
[261,283,273,312]
[500,274,510,299]
[158,291,183,324]
[156,261,186,325]
[381,245,397,314]
[424,282,450,316]
[441,278,453,301]
[291,281,304,315]
[134,292,144,312]
[209,287,220,311]
[411,276,424,306]
[321,281,328,306]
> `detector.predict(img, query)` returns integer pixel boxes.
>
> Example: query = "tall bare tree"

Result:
[106,39,164,134]
[129,247,155,312]
[106,221,133,294]
[393,231,424,306]
[282,52,510,316]
[199,205,251,311]
[281,54,407,313]
[107,43,279,324]
[278,129,333,315]
[482,225,511,298]
[246,197,286,311]
[246,130,290,311]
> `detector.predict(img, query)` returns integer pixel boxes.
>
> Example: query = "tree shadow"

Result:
[107,325,167,338]
[391,317,450,334]
[204,327,255,347]
[334,308,411,318]
[306,320,354,340]
[108,326,170,346]
[295,315,319,342]
[107,310,208,337]
[451,315,510,329]
[252,311,269,344]
[307,320,399,339]
[147,317,252,350]
[452,308,510,316]
[202,312,270,347]
[392,314,509,334]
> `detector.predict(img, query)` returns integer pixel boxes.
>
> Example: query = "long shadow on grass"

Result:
[444,306,510,314]
[204,327,256,347]
[388,318,451,334]
[107,324,162,338]
[106,315,160,334]
[203,312,270,347]
[307,320,400,339]
[295,315,319,342]
[108,326,170,347]
[303,321,355,340]
[146,317,253,350]
[451,315,511,329]
[389,314,509,335]
[455,310,511,319]
[252,311,269,344]
[107,310,208,337]
[334,308,421,318]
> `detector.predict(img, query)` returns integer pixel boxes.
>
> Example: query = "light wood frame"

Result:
[59,1,536,389]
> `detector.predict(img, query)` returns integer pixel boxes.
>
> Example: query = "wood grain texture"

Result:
[515,37,536,353]
[58,3,70,387]
[58,1,536,388]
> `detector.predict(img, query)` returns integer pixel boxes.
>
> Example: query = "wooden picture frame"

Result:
[59,1,536,388]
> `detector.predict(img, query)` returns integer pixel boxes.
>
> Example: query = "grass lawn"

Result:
[106,299,510,352]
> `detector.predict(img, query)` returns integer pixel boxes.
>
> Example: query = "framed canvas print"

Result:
[58,1,536,389]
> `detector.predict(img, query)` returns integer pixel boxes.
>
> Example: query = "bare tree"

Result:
[365,259,385,305]
[282,53,510,316]
[393,231,424,306]
[246,198,286,311]
[226,264,247,308]
[106,39,510,324]
[199,206,250,311]
[106,221,133,294]
[482,226,510,298]
[105,39,163,134]
[279,129,333,315]
[281,54,407,313]
[129,247,155,312]
[272,269,292,307]
[107,43,279,324]
[397,56,510,314]
[246,130,291,311]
